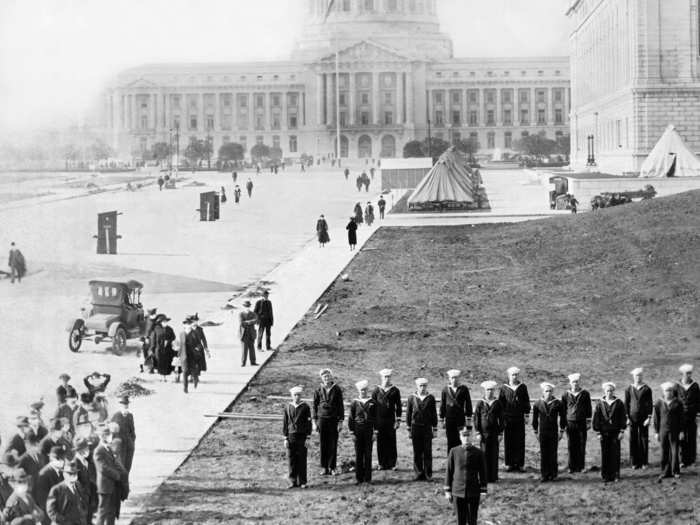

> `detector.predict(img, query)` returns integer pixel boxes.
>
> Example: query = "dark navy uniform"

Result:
[532,397,566,480]
[473,400,504,482]
[312,383,344,473]
[282,401,312,487]
[440,385,473,454]
[592,397,626,482]
[498,383,530,470]
[654,397,683,477]
[371,385,402,469]
[675,381,699,466]
[348,398,377,483]
[406,393,438,480]
[561,389,592,472]
[444,443,487,525]
[624,383,653,468]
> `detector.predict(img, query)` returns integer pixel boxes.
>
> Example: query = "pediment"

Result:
[121,77,160,89]
[319,40,410,63]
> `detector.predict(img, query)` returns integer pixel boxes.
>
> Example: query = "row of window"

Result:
[138,134,300,154]
[159,113,301,132]
[168,74,298,84]
[434,69,563,79]
[432,108,565,127]
[166,93,300,110]
[432,89,565,106]
[437,130,565,149]
[315,0,435,15]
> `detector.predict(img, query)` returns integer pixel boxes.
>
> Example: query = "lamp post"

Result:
[174,121,180,173]
[168,128,173,174]
[206,121,212,170]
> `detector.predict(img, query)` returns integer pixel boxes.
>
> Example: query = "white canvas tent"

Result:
[407,148,475,207]
[639,125,700,178]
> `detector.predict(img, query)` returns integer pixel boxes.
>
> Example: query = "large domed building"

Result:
[103,0,569,161]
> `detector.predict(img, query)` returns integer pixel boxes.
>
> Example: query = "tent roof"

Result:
[407,148,475,205]
[640,125,700,178]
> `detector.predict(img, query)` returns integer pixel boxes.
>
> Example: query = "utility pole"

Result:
[175,121,180,173]
[426,90,432,161]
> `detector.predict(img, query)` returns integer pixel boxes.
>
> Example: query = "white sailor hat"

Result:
[289,386,303,395]
[355,380,369,390]
[506,366,520,375]
[415,378,428,386]
[660,381,676,391]
[567,373,581,382]
[446,369,461,379]
[319,368,333,377]
[679,364,693,373]
[379,368,393,376]
[602,382,616,390]
[480,380,497,390]
[540,382,555,390]
[630,367,643,376]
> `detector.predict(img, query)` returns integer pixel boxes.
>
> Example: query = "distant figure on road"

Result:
[378,196,386,219]
[569,194,579,214]
[364,202,375,226]
[234,185,241,203]
[232,171,238,183]
[362,173,370,192]
[246,178,254,198]
[300,162,306,172]
[239,300,258,367]
[220,186,227,203]
[254,290,273,352]
[353,203,364,225]
[316,215,330,247]
[157,176,164,191]
[256,164,261,174]
[346,217,358,251]
[370,167,376,179]
[344,168,350,180]
[356,175,363,192]
[8,242,25,284]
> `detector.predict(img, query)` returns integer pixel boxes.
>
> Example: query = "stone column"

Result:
[396,72,404,125]
[372,71,380,125]
[405,71,413,126]
[348,72,356,125]
[131,94,137,130]
[316,74,324,127]
[151,93,157,131]
[495,87,502,127]
[230,92,237,130]
[198,93,204,134]
[549,88,556,126]
[214,92,220,131]
[325,73,334,126]
[530,88,535,127]
[164,93,170,129]
[281,91,288,131]
[265,92,271,130]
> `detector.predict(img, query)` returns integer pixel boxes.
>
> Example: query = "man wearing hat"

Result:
[191,313,209,374]
[654,381,684,481]
[110,396,135,474]
[348,380,377,485]
[56,374,73,403]
[147,313,166,375]
[0,452,13,508]
[94,424,128,525]
[53,389,76,436]
[473,381,504,482]
[4,416,30,462]
[561,373,592,473]
[283,386,312,489]
[176,317,203,393]
[592,382,627,482]
[371,369,402,471]
[406,378,438,481]
[73,438,98,521]
[35,445,66,516]
[675,364,698,467]
[444,426,487,525]
[40,420,70,460]
[29,402,49,442]
[254,290,274,352]
[1,468,46,524]
[141,308,158,373]
[312,369,344,476]
[47,459,88,525]
[238,301,258,367]
[498,367,530,472]
[624,367,653,469]
[17,429,47,495]
[440,370,473,455]
[532,382,566,482]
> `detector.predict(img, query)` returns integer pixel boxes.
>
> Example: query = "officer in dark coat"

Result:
[73,438,97,522]
[35,446,65,519]
[473,381,504,482]
[283,386,312,489]
[4,416,30,463]
[444,426,487,525]
[406,378,438,481]
[191,314,209,373]
[254,291,274,351]
[676,364,699,467]
[312,369,344,476]
[238,301,258,367]
[17,429,47,497]
[498,366,530,472]
[177,317,205,392]
[93,425,128,525]
[346,217,358,251]
[110,396,135,474]
[592,382,627,482]
[377,195,386,219]
[46,459,88,525]
[440,369,473,455]
[348,380,377,485]
[561,373,592,473]
[654,382,684,481]
[532,382,566,482]
[371,369,401,470]
[624,367,653,469]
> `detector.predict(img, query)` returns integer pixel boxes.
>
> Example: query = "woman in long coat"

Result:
[353,202,363,224]
[156,315,175,380]
[316,215,330,247]
[364,202,374,226]
[346,217,358,251]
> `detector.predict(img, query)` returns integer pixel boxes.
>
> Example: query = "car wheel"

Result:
[112,326,127,354]
[68,322,83,352]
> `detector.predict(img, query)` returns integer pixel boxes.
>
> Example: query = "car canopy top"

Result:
[88,279,143,290]
[88,280,143,306]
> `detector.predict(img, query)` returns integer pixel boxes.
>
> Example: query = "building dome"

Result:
[293,0,453,61]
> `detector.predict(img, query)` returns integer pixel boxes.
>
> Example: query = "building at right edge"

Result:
[567,0,700,174]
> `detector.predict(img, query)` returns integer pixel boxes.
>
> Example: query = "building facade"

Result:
[103,0,570,161]
[567,0,700,174]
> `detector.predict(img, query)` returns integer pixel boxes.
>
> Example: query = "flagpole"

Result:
[335,19,341,161]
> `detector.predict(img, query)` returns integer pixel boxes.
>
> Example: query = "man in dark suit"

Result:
[73,438,97,523]
[46,459,88,525]
[4,416,30,463]
[17,429,47,498]
[444,426,487,525]
[35,446,65,520]
[239,301,258,367]
[254,290,274,351]
[110,396,135,474]
[93,425,128,525]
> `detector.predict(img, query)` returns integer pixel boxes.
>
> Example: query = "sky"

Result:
[0,0,570,135]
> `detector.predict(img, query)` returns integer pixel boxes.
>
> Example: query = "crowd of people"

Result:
[282,364,698,525]
[0,372,134,524]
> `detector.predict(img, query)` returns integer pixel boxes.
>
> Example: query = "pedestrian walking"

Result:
[498,366,530,472]
[353,202,363,225]
[232,170,238,183]
[440,370,473,455]
[157,316,176,381]
[316,215,330,247]
[238,300,258,367]
[561,373,592,473]
[344,168,349,180]
[110,396,135,474]
[654,382,683,481]
[148,314,165,376]
[46,459,88,525]
[362,173,370,192]
[355,175,363,192]
[254,290,273,352]
[377,195,386,219]
[406,378,438,481]
[676,364,698,467]
[234,185,241,203]
[246,178,254,198]
[176,317,203,393]
[157,176,164,191]
[364,202,375,226]
[624,367,652,469]
[283,386,312,489]
[592,382,627,482]
[312,369,344,476]
[93,424,128,525]
[348,380,377,485]
[371,369,401,471]
[346,217,358,251]
[569,194,579,214]
[474,381,504,482]
[532,382,566,482]
[221,186,227,203]
[444,426,487,525]
[8,242,26,283]
[191,313,210,374]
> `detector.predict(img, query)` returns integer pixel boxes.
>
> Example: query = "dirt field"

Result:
[134,191,700,524]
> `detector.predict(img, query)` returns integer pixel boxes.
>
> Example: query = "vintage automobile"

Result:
[67,279,146,353]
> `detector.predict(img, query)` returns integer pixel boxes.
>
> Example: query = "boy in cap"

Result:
[283,386,312,489]
[561,373,592,473]
[35,445,65,513]
[474,381,504,482]
[312,369,344,476]
[440,370,473,455]
[1,468,46,524]
[624,367,653,469]
[111,396,135,473]
[654,381,684,481]
[371,369,402,471]
[592,382,627,482]
[238,301,258,367]
[47,459,88,525]
[406,378,438,481]
[532,382,566,481]
[94,424,128,525]
[56,373,73,402]
[498,366,530,472]
[675,364,698,467]
[348,380,377,485]
[444,425,487,525]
